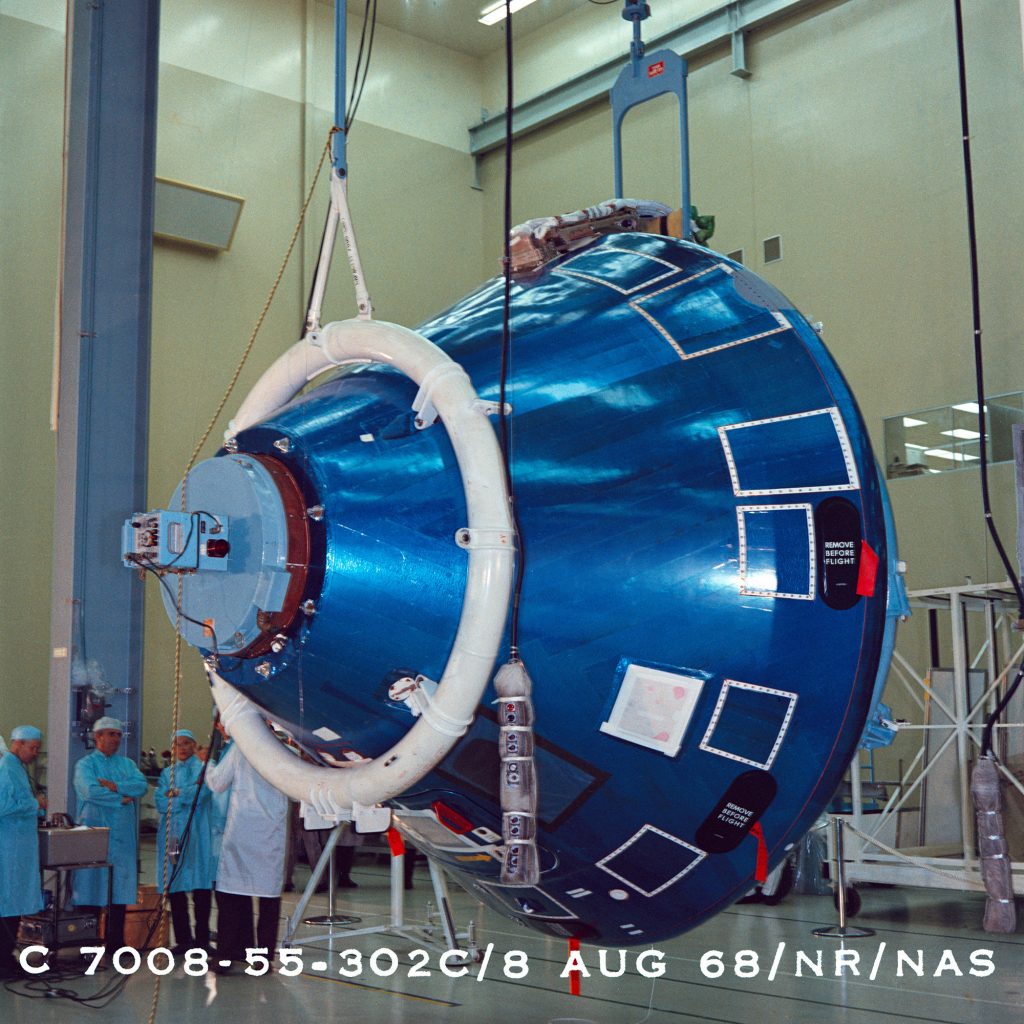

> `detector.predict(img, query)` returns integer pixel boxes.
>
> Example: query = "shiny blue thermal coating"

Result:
[206,234,892,943]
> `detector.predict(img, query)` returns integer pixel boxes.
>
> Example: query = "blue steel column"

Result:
[333,0,347,174]
[48,0,160,813]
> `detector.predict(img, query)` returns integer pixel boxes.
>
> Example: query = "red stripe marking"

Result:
[568,938,582,996]
[386,827,405,857]
[750,822,768,883]
[857,541,879,597]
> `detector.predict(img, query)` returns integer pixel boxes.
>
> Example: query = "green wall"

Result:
[0,15,63,746]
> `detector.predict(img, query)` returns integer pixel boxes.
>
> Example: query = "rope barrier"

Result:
[840,819,982,888]
[143,128,339,1024]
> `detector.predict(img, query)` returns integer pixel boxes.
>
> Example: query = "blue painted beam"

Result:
[48,0,160,813]
[611,49,691,221]
[334,0,347,174]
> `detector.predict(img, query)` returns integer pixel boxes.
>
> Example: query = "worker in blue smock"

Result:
[0,726,45,978]
[72,717,148,951]
[155,729,214,953]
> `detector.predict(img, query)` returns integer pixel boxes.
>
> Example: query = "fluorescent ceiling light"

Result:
[924,449,979,462]
[941,428,982,440]
[479,0,538,24]
[902,416,927,427]
[953,402,985,414]
[904,443,929,450]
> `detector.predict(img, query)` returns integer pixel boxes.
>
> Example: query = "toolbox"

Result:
[19,911,100,946]
[38,826,110,867]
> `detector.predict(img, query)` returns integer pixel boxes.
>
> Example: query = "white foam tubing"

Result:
[226,333,354,441]
[212,318,515,812]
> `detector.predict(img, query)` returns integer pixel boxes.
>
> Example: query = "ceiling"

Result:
[325,0,586,58]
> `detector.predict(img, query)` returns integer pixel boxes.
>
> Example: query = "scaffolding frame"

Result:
[837,581,1024,895]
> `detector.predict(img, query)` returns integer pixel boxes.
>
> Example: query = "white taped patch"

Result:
[599,664,704,757]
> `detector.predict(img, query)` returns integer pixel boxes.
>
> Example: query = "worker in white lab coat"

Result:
[205,733,288,972]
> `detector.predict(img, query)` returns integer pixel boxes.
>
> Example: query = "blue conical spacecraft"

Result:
[125,227,903,944]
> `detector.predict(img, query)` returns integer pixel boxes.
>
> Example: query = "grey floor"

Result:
[3,840,1022,1024]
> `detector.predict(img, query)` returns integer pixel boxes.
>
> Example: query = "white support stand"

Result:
[285,826,478,961]
[286,823,361,936]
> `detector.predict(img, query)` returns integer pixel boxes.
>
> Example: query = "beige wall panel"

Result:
[0,9,485,749]
[0,16,63,739]
[476,0,1024,787]
[307,0,483,152]
[480,0,1023,592]
[144,67,311,747]
[478,101,616,265]
[307,117,486,328]
[160,0,305,103]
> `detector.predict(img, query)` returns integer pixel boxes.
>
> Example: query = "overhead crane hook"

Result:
[621,0,652,72]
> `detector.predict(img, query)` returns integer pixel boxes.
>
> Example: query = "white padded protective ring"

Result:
[210,319,514,814]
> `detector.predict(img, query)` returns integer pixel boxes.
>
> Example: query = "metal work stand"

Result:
[284,824,476,958]
[34,860,113,957]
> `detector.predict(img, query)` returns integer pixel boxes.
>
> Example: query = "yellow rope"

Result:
[144,128,338,1024]
[184,130,337,475]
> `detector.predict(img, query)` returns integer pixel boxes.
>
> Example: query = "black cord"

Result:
[953,0,1024,756]
[162,725,218,893]
[350,3,378,130]
[953,0,1024,620]
[345,0,372,129]
[189,509,224,531]
[136,511,221,573]
[981,665,1024,758]
[347,0,371,127]
[497,0,527,661]
[135,561,221,657]
[345,0,378,133]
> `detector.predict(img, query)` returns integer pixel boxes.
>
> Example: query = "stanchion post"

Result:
[813,815,875,939]
[834,816,848,929]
